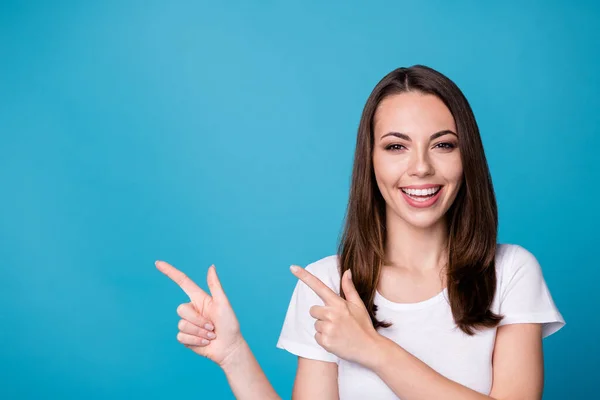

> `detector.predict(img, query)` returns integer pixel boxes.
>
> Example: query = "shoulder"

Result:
[304,254,342,295]
[494,243,547,300]
[495,243,540,277]
[493,243,565,336]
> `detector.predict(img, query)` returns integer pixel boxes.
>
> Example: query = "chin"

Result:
[393,202,448,229]
[404,215,445,229]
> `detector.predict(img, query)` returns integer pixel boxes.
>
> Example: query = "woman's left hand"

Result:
[290,265,381,366]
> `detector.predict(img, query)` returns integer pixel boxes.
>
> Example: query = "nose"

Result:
[407,150,435,177]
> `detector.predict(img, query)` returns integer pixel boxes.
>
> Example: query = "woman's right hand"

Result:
[156,260,245,368]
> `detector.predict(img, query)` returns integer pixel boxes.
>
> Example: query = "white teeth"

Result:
[401,186,441,196]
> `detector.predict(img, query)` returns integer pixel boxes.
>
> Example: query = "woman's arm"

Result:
[219,345,339,400]
[292,357,339,399]
[220,338,281,400]
[488,324,544,399]
[365,323,543,400]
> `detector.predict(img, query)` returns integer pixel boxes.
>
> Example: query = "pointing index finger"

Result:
[290,265,341,306]
[156,260,208,303]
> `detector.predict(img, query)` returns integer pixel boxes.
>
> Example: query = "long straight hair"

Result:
[337,65,502,335]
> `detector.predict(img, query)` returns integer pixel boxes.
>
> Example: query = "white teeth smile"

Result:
[400,186,442,202]
[401,186,441,196]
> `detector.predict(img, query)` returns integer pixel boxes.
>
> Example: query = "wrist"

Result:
[362,333,391,371]
[219,336,247,372]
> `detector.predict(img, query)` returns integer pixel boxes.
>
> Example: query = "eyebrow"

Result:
[380,130,458,141]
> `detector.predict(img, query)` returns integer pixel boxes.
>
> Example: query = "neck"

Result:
[384,211,449,273]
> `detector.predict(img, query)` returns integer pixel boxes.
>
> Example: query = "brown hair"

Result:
[336,65,502,335]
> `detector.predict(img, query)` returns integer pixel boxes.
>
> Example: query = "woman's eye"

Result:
[435,142,456,150]
[385,143,456,151]
[385,144,405,151]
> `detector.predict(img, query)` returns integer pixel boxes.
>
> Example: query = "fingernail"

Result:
[201,339,209,345]
[348,269,352,279]
[207,332,216,339]
[205,323,214,331]
[290,265,299,273]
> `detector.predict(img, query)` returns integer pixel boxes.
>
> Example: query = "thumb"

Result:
[341,269,364,307]
[207,265,230,303]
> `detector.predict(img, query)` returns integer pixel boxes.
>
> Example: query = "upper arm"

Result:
[292,357,339,400]
[489,323,544,400]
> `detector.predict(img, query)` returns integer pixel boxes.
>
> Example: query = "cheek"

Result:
[438,154,463,183]
[372,155,400,201]
[372,155,388,183]
[454,164,464,184]
[372,163,388,195]
[449,167,463,184]
[373,153,405,183]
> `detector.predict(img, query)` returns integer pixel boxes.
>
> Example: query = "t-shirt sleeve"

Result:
[497,245,565,338]
[276,260,339,363]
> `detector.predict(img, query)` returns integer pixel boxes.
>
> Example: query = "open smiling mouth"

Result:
[399,186,443,207]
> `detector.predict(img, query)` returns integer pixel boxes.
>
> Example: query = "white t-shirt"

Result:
[276,243,565,399]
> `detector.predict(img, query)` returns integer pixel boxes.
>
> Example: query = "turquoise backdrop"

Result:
[1,1,597,399]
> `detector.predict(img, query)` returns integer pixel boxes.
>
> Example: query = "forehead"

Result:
[373,92,456,139]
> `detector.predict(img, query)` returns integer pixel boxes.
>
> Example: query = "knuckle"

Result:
[197,316,208,327]
[195,326,206,337]
[323,324,334,335]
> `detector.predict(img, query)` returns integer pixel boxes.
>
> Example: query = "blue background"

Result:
[1,1,597,398]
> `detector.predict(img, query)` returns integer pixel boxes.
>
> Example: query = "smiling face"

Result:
[372,91,463,230]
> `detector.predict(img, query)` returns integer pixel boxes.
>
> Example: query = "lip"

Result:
[400,186,443,208]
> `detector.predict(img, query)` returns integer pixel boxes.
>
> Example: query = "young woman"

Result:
[156,65,565,399]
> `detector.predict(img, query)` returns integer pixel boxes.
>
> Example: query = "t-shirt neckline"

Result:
[374,287,448,310]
